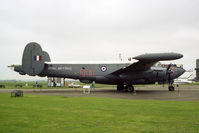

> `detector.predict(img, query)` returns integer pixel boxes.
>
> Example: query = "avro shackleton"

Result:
[10,42,185,92]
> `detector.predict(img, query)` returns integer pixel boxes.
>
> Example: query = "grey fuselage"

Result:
[39,62,185,85]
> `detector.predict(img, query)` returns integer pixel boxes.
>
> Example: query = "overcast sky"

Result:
[1,0,199,80]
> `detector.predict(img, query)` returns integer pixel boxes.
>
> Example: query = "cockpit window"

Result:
[176,64,183,68]
[154,62,162,67]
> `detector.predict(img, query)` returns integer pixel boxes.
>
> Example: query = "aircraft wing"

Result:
[110,53,183,75]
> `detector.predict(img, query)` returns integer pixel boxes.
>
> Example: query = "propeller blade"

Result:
[166,64,173,85]
[168,73,171,85]
[167,64,172,71]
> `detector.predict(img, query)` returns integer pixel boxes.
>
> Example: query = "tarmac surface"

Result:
[1,85,199,101]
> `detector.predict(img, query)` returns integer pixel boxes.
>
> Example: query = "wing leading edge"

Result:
[109,53,183,75]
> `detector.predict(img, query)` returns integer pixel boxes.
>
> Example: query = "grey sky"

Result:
[1,0,199,80]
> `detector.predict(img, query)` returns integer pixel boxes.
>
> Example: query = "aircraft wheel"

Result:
[117,84,124,91]
[126,85,134,92]
[168,86,175,91]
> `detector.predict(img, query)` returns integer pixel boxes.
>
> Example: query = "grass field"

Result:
[0,93,199,133]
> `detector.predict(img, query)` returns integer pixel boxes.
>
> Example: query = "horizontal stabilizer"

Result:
[133,53,183,62]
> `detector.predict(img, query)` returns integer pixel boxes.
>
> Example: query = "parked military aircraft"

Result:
[9,42,185,92]
[193,59,199,81]
[174,74,194,84]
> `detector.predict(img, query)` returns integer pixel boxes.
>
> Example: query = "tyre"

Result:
[168,86,175,91]
[126,85,134,92]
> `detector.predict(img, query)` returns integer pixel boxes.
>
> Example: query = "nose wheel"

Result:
[125,85,134,92]
[168,85,175,91]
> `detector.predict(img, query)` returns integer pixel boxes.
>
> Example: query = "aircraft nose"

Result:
[175,67,185,78]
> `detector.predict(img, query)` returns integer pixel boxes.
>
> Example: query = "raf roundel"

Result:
[100,66,107,72]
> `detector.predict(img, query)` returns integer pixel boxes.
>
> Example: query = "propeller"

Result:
[166,64,173,85]
[161,64,173,87]
[166,64,172,71]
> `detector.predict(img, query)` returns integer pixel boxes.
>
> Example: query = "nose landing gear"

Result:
[125,85,134,92]
[168,85,175,91]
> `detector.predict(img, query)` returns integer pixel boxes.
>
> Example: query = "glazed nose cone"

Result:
[176,67,186,78]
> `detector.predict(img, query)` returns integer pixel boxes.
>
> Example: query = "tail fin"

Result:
[22,42,50,76]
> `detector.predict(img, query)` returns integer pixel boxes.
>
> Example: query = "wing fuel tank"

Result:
[133,53,183,62]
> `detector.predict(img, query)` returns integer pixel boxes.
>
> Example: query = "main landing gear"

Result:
[117,84,134,92]
[117,84,124,91]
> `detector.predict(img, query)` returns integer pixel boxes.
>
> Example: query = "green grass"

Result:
[0,93,199,133]
[183,82,199,85]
